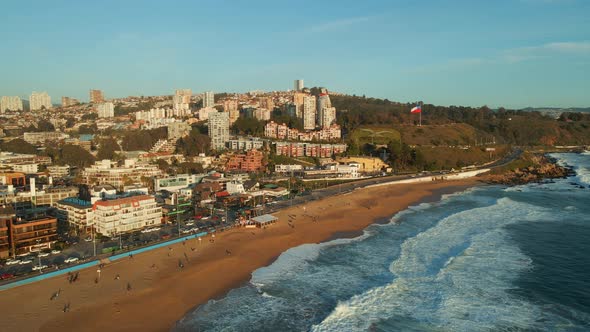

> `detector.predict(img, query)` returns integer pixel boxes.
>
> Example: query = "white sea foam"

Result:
[550,152,590,186]
[311,198,552,332]
[251,229,373,286]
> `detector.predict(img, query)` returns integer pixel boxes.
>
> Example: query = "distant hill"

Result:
[518,107,590,119]
[520,107,590,113]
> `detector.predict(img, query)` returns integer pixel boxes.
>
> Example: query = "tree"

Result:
[78,124,98,134]
[177,162,204,174]
[231,117,265,136]
[60,145,95,168]
[176,129,211,156]
[121,127,167,151]
[0,138,37,154]
[96,137,121,160]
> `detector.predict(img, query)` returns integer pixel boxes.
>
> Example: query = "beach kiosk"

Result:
[251,214,278,228]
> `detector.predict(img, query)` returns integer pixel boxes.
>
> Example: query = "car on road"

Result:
[201,216,210,220]
[185,221,194,226]
[181,228,192,234]
[51,250,61,255]
[84,237,93,242]
[19,260,33,265]
[32,265,48,271]
[5,259,20,265]
[0,273,15,280]
[64,257,79,263]
[38,252,50,257]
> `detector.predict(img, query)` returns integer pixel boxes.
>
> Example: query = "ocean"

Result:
[174,152,590,332]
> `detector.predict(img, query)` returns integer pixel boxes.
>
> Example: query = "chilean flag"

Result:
[410,105,421,113]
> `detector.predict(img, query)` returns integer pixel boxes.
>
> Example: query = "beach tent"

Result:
[251,214,278,227]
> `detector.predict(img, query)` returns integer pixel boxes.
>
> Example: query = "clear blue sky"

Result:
[1,0,589,109]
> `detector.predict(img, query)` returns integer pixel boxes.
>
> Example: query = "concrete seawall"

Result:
[365,169,490,189]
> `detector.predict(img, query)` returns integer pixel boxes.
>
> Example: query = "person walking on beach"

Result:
[127,282,132,291]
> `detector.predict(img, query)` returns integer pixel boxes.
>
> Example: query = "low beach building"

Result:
[92,195,162,236]
[9,216,58,255]
[56,198,94,234]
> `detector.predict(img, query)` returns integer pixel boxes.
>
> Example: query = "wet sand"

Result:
[0,179,481,332]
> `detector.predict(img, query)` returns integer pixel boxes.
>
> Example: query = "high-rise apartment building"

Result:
[294,79,304,91]
[208,111,230,150]
[293,92,307,118]
[317,91,334,128]
[203,91,214,108]
[0,96,23,112]
[89,89,104,103]
[253,108,271,121]
[173,89,192,112]
[30,92,52,110]
[320,107,337,128]
[303,95,317,130]
[174,89,192,103]
[223,99,239,124]
[61,96,79,107]
[97,102,115,118]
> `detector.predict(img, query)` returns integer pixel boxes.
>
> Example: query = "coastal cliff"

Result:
[484,153,571,185]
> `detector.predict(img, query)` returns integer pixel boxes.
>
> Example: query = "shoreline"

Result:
[0,178,482,332]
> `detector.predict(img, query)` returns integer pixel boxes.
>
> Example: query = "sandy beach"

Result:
[0,179,481,332]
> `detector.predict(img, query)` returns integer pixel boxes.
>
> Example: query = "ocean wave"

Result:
[251,229,374,286]
[312,197,553,331]
[550,153,590,186]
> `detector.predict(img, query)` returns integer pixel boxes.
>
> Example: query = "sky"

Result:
[1,0,589,109]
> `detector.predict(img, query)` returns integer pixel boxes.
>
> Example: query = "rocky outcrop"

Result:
[484,155,572,185]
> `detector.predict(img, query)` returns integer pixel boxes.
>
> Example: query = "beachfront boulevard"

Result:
[0,160,505,285]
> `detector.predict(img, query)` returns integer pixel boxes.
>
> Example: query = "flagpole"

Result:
[419,111,421,127]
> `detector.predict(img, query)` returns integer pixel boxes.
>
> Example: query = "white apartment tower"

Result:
[317,92,334,128]
[303,95,317,130]
[203,91,215,108]
[30,92,52,110]
[294,79,304,91]
[97,102,115,118]
[320,107,337,128]
[208,111,230,150]
[0,96,23,112]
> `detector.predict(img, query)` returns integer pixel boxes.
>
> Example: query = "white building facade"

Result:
[208,111,230,150]
[30,92,52,110]
[93,195,162,236]
[0,96,23,112]
[97,102,115,118]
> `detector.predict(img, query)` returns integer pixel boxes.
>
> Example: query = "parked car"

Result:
[19,260,33,265]
[84,237,93,242]
[185,221,194,226]
[5,259,20,265]
[181,228,192,234]
[64,257,79,263]
[0,273,15,280]
[32,265,48,271]
[51,250,61,255]
[38,252,50,257]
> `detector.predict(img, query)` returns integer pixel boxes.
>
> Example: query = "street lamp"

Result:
[92,225,96,257]
[36,239,42,272]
